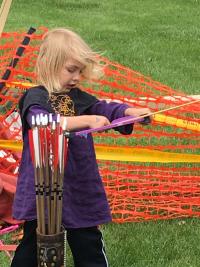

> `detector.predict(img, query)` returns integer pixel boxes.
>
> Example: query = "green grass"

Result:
[2,219,200,267]
[1,0,200,266]
[4,0,200,94]
[103,219,200,267]
[0,232,16,267]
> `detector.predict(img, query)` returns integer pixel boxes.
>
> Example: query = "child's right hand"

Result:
[88,115,110,129]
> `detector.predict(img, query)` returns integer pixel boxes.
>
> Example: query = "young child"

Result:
[11,28,151,267]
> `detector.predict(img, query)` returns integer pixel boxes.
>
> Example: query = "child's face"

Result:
[59,59,85,90]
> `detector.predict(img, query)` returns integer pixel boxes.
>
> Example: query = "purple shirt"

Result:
[13,100,132,228]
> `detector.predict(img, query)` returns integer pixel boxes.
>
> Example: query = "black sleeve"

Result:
[18,86,54,136]
[19,86,54,120]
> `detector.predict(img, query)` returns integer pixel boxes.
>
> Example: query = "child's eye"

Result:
[67,68,76,73]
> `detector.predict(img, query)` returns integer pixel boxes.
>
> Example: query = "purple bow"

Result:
[70,115,144,138]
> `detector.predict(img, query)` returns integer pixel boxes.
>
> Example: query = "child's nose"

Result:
[73,71,81,81]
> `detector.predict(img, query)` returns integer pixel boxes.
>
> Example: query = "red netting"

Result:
[0,28,199,223]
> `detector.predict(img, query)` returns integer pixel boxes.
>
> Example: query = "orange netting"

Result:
[0,28,199,223]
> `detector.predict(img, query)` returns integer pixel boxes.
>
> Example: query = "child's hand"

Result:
[125,107,152,125]
[89,115,110,129]
[60,115,110,132]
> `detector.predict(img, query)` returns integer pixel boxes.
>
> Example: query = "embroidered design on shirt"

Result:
[49,93,75,116]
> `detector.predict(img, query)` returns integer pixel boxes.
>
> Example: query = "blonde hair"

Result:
[35,28,103,94]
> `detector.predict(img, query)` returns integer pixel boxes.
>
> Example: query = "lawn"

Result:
[1,0,200,266]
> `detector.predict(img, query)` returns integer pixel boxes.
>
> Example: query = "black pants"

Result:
[11,220,108,267]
